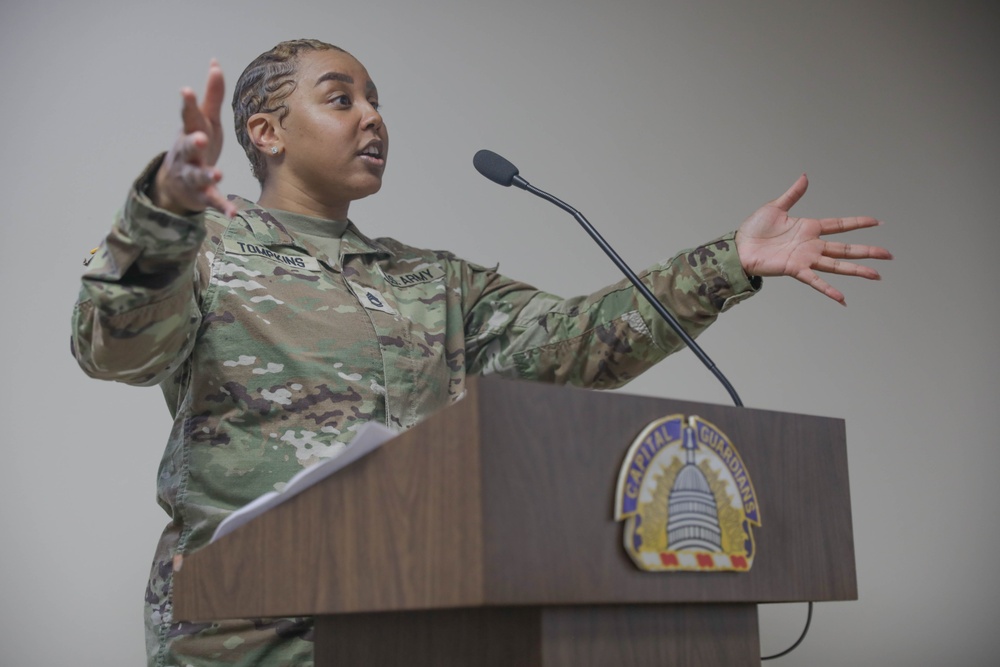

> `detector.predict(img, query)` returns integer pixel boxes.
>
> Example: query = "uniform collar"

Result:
[228,195,393,258]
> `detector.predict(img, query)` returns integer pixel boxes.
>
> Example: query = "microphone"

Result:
[473,150,528,189]
[473,149,744,408]
[474,150,820,665]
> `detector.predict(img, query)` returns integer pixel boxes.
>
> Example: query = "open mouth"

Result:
[358,141,385,164]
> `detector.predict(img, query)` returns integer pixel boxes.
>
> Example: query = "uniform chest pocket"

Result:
[348,277,447,351]
[348,273,452,427]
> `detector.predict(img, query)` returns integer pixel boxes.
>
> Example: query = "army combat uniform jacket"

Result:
[72,158,760,666]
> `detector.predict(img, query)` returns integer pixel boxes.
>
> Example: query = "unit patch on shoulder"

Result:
[223,238,322,271]
[614,415,761,572]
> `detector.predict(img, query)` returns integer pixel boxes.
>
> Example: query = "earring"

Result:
[270,146,279,155]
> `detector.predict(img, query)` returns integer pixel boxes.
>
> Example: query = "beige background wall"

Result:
[1,1,997,664]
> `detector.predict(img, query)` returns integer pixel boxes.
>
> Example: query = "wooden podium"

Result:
[173,376,856,666]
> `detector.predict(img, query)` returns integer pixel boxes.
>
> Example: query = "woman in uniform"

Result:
[72,39,890,667]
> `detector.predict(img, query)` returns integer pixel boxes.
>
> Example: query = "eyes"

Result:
[328,93,381,113]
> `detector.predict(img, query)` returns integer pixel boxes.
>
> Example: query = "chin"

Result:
[354,179,384,201]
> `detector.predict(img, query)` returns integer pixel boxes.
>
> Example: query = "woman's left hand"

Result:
[735,174,893,305]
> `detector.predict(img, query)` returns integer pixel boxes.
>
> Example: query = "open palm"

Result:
[735,175,892,305]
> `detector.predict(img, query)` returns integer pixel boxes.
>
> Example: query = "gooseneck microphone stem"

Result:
[473,150,819,661]
[472,149,820,662]
[516,177,744,408]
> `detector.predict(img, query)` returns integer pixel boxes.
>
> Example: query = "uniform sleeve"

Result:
[71,156,209,386]
[462,233,760,389]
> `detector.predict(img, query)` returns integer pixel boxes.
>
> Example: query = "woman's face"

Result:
[274,49,388,209]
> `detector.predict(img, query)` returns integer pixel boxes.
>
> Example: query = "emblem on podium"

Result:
[614,415,761,572]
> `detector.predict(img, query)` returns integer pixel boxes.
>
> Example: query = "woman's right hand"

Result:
[152,59,237,218]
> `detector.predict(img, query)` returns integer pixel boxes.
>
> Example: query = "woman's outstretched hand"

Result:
[735,174,892,305]
[152,59,237,218]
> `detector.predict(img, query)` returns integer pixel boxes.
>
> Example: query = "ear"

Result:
[247,112,281,153]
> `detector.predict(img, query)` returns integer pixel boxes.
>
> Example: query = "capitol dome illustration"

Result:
[666,426,722,551]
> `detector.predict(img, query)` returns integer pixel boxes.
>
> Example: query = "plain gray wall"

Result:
[1,0,997,665]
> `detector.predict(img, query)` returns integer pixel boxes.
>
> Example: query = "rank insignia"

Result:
[614,415,761,572]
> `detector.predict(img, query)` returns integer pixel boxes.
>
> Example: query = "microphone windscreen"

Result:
[473,149,519,187]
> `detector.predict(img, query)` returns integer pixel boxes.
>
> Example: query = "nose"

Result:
[361,100,383,131]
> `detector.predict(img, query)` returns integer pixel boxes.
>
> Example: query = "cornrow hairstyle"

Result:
[232,39,347,184]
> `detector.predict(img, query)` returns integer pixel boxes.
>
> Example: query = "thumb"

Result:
[772,173,808,212]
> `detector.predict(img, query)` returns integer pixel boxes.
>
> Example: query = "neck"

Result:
[257,180,350,221]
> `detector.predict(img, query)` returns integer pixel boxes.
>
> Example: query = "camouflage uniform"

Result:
[71,157,760,667]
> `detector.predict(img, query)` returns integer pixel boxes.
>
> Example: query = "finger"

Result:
[821,240,893,261]
[180,87,205,134]
[203,184,238,218]
[817,216,881,235]
[163,167,225,216]
[772,173,808,212]
[175,131,210,165]
[797,268,847,306]
[814,256,882,280]
[200,59,226,125]
[177,163,220,192]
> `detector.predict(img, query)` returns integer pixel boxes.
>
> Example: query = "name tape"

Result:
[223,238,322,271]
